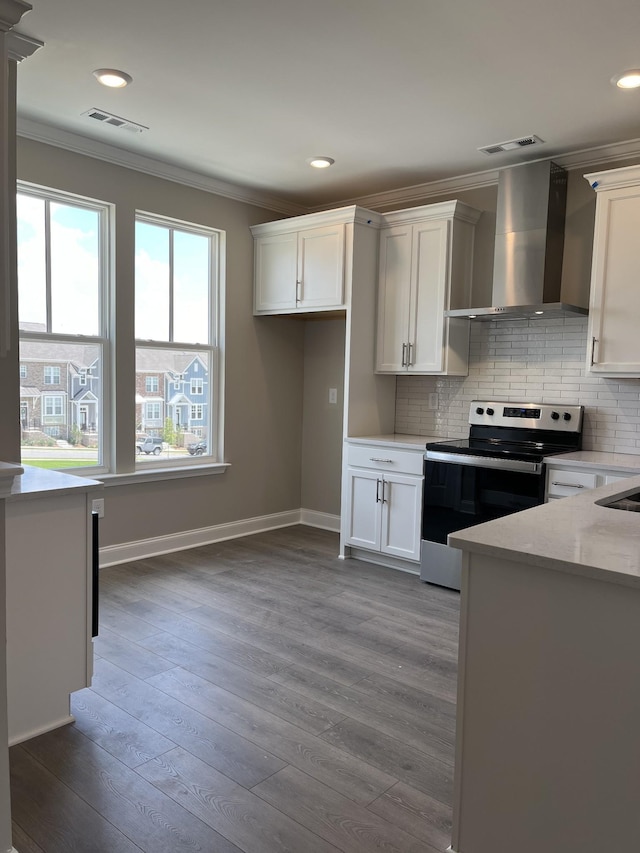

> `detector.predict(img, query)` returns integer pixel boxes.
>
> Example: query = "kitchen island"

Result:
[447,474,640,853]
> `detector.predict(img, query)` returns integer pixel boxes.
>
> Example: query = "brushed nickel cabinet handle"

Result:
[381,479,387,503]
[401,342,407,367]
[369,457,393,463]
[376,478,381,503]
[551,481,584,489]
[590,336,598,366]
[296,280,302,303]
[407,342,414,366]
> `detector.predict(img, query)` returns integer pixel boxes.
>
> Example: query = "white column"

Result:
[0,5,39,852]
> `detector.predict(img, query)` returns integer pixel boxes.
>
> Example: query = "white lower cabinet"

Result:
[343,443,423,564]
[546,464,635,500]
[5,489,95,744]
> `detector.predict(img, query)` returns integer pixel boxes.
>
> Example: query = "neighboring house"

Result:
[19,344,100,441]
[166,354,208,438]
[135,350,209,440]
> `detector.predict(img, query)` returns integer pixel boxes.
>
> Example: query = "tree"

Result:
[163,417,175,445]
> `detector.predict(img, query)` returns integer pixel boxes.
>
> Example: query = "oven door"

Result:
[420,454,545,590]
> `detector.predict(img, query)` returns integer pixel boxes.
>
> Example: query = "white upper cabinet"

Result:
[252,212,349,314]
[375,200,480,375]
[585,164,640,377]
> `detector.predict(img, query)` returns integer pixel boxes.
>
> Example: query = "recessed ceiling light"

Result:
[307,156,335,169]
[93,68,133,88]
[534,310,544,315]
[611,69,640,90]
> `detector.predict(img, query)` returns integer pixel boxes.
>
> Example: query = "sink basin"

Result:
[600,491,640,512]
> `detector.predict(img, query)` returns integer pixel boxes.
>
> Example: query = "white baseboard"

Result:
[299,508,340,532]
[99,508,340,568]
[9,714,75,747]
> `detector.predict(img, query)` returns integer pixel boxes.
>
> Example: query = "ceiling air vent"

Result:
[478,134,544,155]
[82,107,148,134]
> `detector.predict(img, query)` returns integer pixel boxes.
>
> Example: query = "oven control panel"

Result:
[469,401,584,431]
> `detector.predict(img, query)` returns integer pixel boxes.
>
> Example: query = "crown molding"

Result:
[6,29,42,61]
[0,0,31,31]
[16,117,308,217]
[323,137,640,212]
[16,115,640,219]
[331,169,499,213]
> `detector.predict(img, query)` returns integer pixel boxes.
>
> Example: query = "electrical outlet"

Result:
[428,392,439,410]
[328,387,338,405]
[92,498,105,518]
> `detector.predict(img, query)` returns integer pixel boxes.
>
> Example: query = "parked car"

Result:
[187,440,207,456]
[137,436,164,455]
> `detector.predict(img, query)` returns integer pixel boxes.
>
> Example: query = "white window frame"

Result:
[43,394,64,417]
[19,364,26,379]
[145,401,161,421]
[190,404,203,419]
[135,211,223,468]
[44,365,60,385]
[191,377,203,395]
[17,184,111,474]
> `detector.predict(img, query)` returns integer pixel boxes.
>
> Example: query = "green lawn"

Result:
[26,459,98,469]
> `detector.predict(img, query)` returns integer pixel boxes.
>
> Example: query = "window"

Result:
[145,376,159,393]
[145,402,162,421]
[17,188,108,470]
[19,364,27,379]
[44,366,60,385]
[135,214,221,465]
[79,370,87,387]
[43,395,64,417]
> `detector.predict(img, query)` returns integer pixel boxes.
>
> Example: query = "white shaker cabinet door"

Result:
[344,467,382,551]
[410,219,449,373]
[297,224,345,309]
[586,167,640,376]
[380,473,423,561]
[254,231,298,312]
[376,224,412,372]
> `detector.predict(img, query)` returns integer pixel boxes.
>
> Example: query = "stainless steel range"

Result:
[420,400,584,590]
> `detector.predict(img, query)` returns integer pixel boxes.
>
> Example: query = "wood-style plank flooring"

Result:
[10,526,460,853]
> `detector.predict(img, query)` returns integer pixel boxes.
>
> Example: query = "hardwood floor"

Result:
[10,526,460,853]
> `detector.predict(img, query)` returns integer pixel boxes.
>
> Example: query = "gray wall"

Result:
[301,317,346,516]
[16,138,306,547]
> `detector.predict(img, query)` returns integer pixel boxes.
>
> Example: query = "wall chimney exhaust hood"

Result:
[446,160,588,321]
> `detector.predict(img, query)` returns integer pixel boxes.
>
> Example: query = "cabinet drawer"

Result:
[346,444,424,476]
[546,468,598,498]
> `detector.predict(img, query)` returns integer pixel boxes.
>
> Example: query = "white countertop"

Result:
[449,474,640,589]
[5,465,103,501]
[345,433,439,450]
[544,450,640,473]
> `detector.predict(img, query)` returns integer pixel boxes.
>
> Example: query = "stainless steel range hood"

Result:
[446,160,588,321]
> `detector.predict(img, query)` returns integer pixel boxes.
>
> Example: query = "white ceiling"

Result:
[12,0,640,210]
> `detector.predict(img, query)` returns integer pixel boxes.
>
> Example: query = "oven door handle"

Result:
[425,449,542,475]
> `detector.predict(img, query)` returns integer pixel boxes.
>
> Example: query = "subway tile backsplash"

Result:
[395,316,640,454]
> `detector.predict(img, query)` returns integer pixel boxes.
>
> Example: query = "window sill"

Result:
[96,461,230,487]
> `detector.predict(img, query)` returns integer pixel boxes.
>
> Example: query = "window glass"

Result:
[173,230,209,344]
[19,340,101,468]
[17,194,47,331]
[135,347,211,456]
[135,221,169,341]
[135,214,218,465]
[50,202,100,335]
[17,188,107,471]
